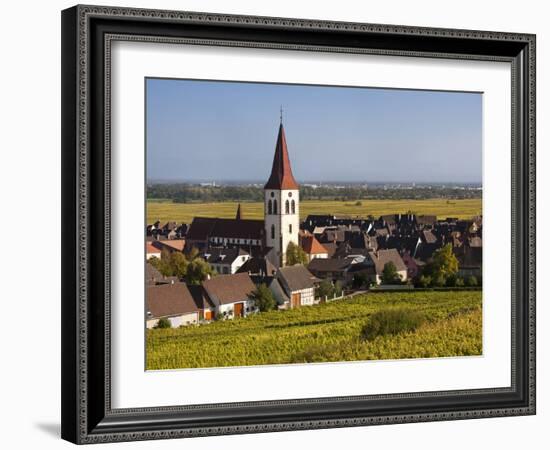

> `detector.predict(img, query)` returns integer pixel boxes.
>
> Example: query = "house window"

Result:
[285,200,290,214]
[289,224,292,234]
[268,200,272,215]
[271,224,275,239]
[273,199,278,214]
[291,199,296,214]
[270,191,274,198]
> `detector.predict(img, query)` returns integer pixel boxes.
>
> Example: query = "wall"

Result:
[0,0,546,449]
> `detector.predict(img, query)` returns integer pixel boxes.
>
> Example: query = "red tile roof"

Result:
[300,235,328,255]
[146,242,161,254]
[153,239,185,252]
[264,124,299,190]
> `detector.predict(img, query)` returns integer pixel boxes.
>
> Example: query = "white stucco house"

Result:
[146,282,200,328]
[202,272,257,319]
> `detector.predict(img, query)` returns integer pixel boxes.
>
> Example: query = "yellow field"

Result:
[147,198,482,224]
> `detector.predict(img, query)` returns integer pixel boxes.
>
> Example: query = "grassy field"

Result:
[146,291,482,370]
[146,198,482,224]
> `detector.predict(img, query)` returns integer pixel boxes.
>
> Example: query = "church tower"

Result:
[264,118,300,267]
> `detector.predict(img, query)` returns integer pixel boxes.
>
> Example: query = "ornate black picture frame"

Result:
[61,4,536,444]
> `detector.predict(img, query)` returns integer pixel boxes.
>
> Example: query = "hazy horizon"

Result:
[146,79,483,184]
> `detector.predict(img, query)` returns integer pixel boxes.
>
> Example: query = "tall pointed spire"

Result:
[264,122,299,190]
[236,203,243,220]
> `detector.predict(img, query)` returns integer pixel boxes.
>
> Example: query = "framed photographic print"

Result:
[61,5,536,444]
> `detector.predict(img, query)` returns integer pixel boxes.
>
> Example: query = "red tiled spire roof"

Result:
[264,124,299,190]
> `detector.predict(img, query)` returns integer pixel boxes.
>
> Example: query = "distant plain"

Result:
[146,198,482,224]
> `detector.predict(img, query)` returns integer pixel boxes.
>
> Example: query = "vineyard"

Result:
[146,290,482,370]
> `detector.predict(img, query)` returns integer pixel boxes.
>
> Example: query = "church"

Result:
[185,120,300,267]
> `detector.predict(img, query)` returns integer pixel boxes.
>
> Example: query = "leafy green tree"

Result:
[248,283,276,312]
[334,281,343,297]
[156,249,175,276]
[170,252,189,279]
[446,273,459,287]
[353,273,371,289]
[417,275,432,288]
[465,275,478,287]
[186,258,215,285]
[431,244,459,280]
[431,273,447,287]
[154,317,171,329]
[315,279,334,299]
[381,262,401,284]
[148,255,161,269]
[285,241,308,266]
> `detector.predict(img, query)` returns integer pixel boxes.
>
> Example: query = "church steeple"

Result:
[264,117,300,267]
[264,123,299,190]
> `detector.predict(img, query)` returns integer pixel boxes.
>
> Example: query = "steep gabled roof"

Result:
[300,235,328,255]
[146,282,200,318]
[277,265,318,293]
[367,249,407,274]
[264,124,299,190]
[202,273,256,305]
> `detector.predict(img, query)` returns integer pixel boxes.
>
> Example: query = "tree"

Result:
[154,318,171,329]
[465,275,478,287]
[186,258,215,285]
[334,280,343,297]
[170,252,189,279]
[381,261,401,284]
[430,273,447,287]
[248,283,276,312]
[353,273,371,289]
[417,275,432,288]
[446,273,459,287]
[285,241,308,266]
[315,279,334,299]
[431,244,459,280]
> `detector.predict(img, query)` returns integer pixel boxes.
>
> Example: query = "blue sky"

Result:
[146,78,482,184]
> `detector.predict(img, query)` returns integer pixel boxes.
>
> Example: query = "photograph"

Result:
[144,78,483,370]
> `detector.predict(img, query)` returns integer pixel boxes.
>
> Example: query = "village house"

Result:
[146,282,201,328]
[185,216,265,253]
[366,249,408,284]
[236,256,278,285]
[307,257,354,285]
[269,265,319,309]
[187,284,216,321]
[202,272,257,319]
[146,242,161,260]
[400,250,426,279]
[299,234,329,262]
[202,247,251,275]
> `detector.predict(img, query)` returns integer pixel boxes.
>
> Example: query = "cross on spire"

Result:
[280,105,283,125]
